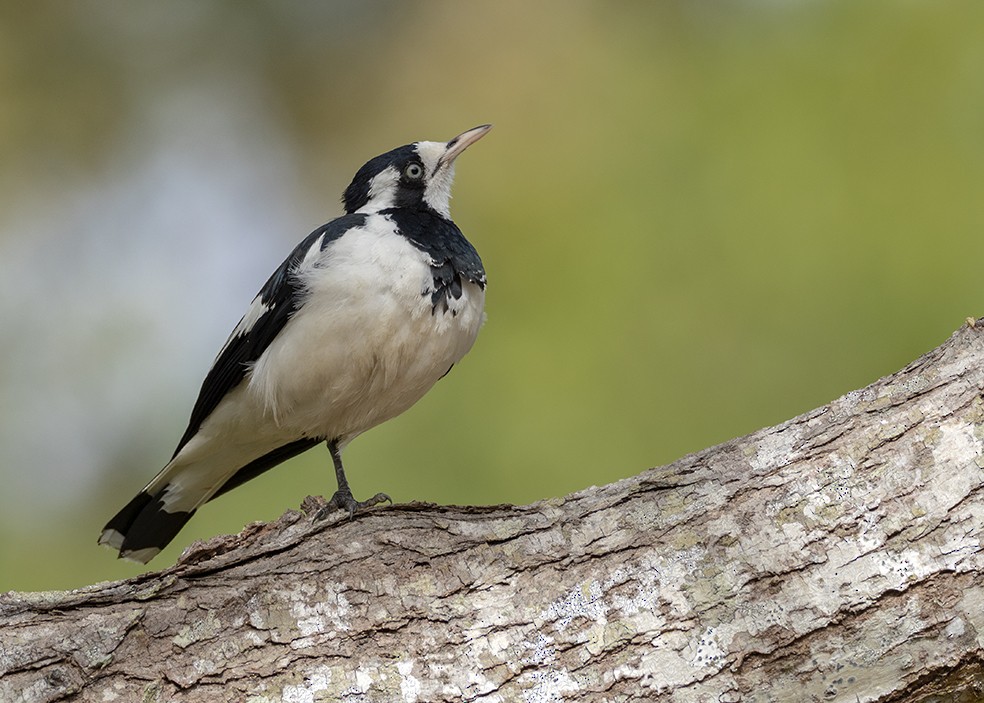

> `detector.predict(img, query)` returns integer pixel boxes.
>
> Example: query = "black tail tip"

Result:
[99,489,193,564]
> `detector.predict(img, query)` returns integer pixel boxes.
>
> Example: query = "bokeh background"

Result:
[2,1,983,592]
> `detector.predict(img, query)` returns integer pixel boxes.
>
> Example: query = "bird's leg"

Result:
[314,439,391,521]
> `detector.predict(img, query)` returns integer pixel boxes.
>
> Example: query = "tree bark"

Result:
[3,322,984,703]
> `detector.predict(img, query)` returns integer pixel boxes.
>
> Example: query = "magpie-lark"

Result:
[99,124,492,563]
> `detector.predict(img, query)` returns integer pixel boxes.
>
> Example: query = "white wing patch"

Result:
[214,295,271,362]
[299,233,327,269]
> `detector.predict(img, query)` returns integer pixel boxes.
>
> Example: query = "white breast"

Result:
[245,213,485,444]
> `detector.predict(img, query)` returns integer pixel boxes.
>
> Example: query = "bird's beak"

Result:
[440,124,492,168]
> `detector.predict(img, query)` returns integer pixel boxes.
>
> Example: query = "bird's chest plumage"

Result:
[247,213,485,440]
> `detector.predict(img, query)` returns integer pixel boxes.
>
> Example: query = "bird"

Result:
[99,124,492,563]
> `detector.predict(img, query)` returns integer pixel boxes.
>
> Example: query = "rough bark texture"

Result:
[3,322,984,703]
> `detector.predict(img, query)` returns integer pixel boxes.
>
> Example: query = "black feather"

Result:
[383,207,485,287]
[209,437,322,500]
[103,489,194,558]
[382,207,485,313]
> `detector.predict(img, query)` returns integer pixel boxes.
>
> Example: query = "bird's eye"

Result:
[404,163,424,180]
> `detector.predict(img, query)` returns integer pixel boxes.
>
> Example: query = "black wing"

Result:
[171,214,367,457]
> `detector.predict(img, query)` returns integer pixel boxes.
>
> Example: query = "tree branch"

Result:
[4,322,984,702]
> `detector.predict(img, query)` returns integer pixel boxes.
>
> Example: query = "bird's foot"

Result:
[314,489,392,521]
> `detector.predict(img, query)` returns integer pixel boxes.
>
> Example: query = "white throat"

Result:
[415,141,456,218]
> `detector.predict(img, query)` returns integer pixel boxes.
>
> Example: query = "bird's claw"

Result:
[314,490,392,521]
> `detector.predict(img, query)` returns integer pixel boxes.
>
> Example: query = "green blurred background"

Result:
[2,1,982,592]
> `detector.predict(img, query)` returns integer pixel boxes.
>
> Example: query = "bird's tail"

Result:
[98,437,323,563]
[97,451,215,564]
[98,487,195,564]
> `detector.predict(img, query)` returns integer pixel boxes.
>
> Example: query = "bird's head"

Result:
[342,124,491,219]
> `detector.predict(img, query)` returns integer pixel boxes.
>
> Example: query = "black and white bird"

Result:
[99,124,492,563]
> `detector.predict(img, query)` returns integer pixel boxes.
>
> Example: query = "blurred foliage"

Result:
[2,0,983,591]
